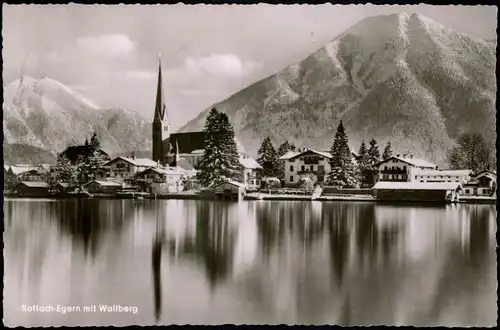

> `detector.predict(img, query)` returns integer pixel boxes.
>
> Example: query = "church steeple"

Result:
[152,53,170,163]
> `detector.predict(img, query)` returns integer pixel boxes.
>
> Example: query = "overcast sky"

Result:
[3,4,497,131]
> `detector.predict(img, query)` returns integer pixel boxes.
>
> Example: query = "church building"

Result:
[152,56,245,168]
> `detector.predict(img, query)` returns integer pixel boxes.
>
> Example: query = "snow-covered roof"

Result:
[106,157,157,167]
[279,149,333,160]
[84,180,121,187]
[412,169,472,176]
[239,156,262,169]
[372,182,460,191]
[279,151,301,160]
[9,166,38,175]
[474,170,497,178]
[375,156,436,168]
[18,181,50,188]
[138,167,184,176]
[213,180,246,188]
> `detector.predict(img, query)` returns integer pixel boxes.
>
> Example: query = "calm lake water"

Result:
[3,199,497,326]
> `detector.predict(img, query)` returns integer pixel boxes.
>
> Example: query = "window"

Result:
[384,166,388,170]
[290,176,294,182]
[164,126,168,132]
[301,165,305,172]
[420,180,424,182]
[318,165,324,172]
[256,180,260,186]
[310,165,314,171]
[318,175,324,182]
[290,165,294,172]
[465,189,469,193]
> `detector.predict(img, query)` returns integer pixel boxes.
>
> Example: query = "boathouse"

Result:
[84,180,122,194]
[213,181,246,201]
[372,182,461,202]
[16,181,50,197]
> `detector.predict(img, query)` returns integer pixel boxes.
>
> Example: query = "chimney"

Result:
[396,154,401,158]
[156,160,160,168]
[410,154,414,159]
[403,154,407,158]
[131,152,135,160]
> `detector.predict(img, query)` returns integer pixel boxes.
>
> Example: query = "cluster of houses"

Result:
[4,153,263,198]
[278,148,496,201]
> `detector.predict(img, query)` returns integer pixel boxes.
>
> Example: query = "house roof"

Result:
[17,181,50,188]
[372,182,461,191]
[137,167,184,176]
[279,149,333,160]
[164,132,246,155]
[412,169,472,176]
[374,156,436,168]
[9,166,38,175]
[105,156,157,167]
[213,180,246,188]
[84,180,122,187]
[239,156,262,169]
[56,182,70,187]
[474,169,497,178]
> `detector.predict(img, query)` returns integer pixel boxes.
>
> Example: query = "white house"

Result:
[412,169,472,184]
[104,156,158,182]
[373,154,437,182]
[135,167,185,193]
[279,149,334,187]
[239,155,262,190]
[462,170,497,197]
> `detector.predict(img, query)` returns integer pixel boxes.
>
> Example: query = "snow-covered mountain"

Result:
[3,76,152,164]
[179,13,496,166]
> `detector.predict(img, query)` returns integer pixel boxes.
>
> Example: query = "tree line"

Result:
[256,121,393,188]
[53,133,109,188]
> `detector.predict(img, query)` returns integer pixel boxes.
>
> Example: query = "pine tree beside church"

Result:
[196,108,241,187]
[327,121,358,188]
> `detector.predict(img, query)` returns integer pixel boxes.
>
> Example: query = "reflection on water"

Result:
[3,199,497,326]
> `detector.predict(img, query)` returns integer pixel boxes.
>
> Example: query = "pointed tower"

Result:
[152,54,171,164]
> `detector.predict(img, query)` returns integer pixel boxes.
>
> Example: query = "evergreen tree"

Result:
[219,112,242,183]
[382,141,393,160]
[196,108,241,187]
[356,140,371,186]
[54,155,78,187]
[365,139,381,186]
[90,132,100,151]
[327,121,358,188]
[257,137,278,177]
[276,141,296,183]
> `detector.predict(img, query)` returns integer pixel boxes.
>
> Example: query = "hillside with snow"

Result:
[179,13,496,166]
[3,76,152,164]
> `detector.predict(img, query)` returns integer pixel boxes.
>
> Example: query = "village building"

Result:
[15,181,50,197]
[104,156,157,182]
[135,167,185,194]
[373,154,437,182]
[212,180,246,201]
[239,155,263,190]
[83,180,122,194]
[279,149,332,187]
[412,169,472,184]
[6,166,46,185]
[372,181,461,202]
[462,170,496,197]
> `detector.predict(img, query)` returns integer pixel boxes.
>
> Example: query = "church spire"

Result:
[154,53,167,122]
[152,53,170,163]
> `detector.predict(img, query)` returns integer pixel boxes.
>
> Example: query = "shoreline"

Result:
[4,192,496,204]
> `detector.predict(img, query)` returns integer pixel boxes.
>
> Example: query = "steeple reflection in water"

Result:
[152,200,165,323]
